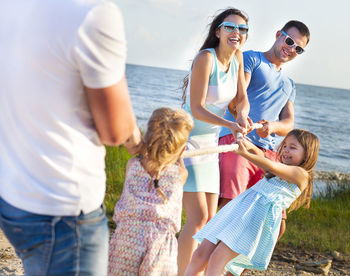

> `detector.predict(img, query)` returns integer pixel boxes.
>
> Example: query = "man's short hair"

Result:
[282,20,310,44]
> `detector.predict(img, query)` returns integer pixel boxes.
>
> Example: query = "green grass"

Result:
[279,179,350,254]
[104,145,132,228]
[104,145,350,254]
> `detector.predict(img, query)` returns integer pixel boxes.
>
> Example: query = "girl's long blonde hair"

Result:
[140,108,193,202]
[267,129,320,212]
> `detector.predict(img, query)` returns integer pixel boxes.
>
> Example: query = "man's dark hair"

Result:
[282,20,310,44]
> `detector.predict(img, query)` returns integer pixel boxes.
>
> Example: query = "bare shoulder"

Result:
[193,50,214,66]
[191,50,214,78]
[290,166,309,191]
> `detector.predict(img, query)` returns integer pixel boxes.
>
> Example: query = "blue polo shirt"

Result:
[219,50,296,150]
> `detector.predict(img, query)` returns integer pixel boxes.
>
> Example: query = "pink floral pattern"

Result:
[108,157,183,275]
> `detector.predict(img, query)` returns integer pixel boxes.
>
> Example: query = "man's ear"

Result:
[276,30,283,40]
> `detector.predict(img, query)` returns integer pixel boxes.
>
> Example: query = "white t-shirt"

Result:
[0,0,127,216]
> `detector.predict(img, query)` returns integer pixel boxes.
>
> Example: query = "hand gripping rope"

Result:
[182,123,263,158]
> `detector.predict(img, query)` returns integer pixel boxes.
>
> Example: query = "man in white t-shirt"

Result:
[0,1,140,275]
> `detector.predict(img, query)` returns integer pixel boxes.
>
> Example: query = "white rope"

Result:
[183,123,263,158]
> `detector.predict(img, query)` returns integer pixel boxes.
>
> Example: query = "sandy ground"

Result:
[0,229,24,276]
[0,228,349,275]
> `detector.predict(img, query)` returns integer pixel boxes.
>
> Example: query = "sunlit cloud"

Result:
[137,26,156,43]
[148,0,183,5]
[118,0,350,89]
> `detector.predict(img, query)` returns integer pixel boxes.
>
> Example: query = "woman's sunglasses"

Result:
[218,22,249,35]
[281,30,305,55]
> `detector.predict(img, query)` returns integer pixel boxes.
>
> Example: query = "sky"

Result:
[116,0,350,90]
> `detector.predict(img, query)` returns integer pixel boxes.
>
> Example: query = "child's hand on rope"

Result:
[235,139,249,155]
[236,138,264,157]
[228,122,246,140]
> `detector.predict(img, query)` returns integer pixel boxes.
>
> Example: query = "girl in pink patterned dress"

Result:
[108,108,194,276]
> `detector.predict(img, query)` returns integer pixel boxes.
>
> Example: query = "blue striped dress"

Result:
[183,48,239,194]
[193,176,301,275]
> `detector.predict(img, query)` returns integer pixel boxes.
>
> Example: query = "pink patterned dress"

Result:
[108,157,183,276]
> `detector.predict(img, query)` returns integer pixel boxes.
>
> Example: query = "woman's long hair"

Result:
[181,8,249,105]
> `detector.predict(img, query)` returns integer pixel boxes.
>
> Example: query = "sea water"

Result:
[126,64,350,175]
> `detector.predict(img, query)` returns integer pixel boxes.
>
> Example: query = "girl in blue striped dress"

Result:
[184,129,319,276]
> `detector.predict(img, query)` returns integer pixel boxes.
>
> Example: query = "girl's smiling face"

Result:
[280,134,305,166]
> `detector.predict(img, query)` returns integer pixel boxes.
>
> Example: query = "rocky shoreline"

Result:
[0,170,348,275]
[314,170,350,182]
[1,229,349,276]
[242,246,350,275]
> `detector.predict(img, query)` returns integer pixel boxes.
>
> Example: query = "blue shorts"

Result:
[0,197,109,275]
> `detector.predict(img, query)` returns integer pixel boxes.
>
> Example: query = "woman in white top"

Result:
[177,7,251,275]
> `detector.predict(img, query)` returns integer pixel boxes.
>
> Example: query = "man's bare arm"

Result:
[85,76,138,146]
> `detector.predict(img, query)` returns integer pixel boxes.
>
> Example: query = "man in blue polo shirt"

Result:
[218,20,310,239]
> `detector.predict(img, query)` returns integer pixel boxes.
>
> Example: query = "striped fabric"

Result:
[193,176,301,275]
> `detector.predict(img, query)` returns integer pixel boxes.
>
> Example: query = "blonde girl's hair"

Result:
[276,129,320,212]
[140,108,194,202]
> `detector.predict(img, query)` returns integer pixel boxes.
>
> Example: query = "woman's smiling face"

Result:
[216,14,248,50]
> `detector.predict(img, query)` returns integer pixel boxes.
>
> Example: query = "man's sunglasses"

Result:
[281,30,305,55]
[218,22,249,35]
